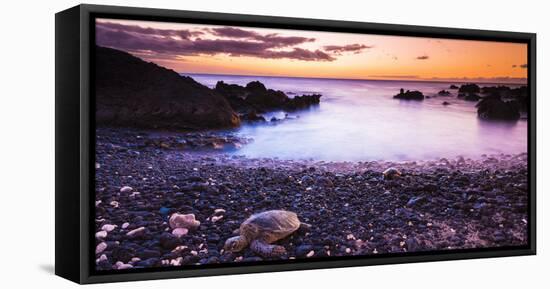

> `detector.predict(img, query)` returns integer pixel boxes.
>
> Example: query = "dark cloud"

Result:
[209,27,315,47]
[416,55,429,60]
[96,22,203,40]
[520,63,528,68]
[512,64,517,68]
[323,44,372,54]
[96,22,332,61]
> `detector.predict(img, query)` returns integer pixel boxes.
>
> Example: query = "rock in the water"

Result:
[169,213,200,230]
[393,89,424,101]
[476,96,520,121]
[458,83,480,94]
[438,90,451,96]
[449,84,459,89]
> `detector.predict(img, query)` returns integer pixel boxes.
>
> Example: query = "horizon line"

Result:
[178,71,527,85]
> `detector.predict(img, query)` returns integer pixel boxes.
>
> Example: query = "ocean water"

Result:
[185,73,528,161]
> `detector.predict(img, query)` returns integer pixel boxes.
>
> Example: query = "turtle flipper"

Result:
[250,239,286,258]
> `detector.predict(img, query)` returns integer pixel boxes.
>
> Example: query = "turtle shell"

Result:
[242,210,301,243]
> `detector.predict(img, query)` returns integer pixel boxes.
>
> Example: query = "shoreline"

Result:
[94,127,528,270]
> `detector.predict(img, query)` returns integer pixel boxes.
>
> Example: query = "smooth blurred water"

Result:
[185,73,528,161]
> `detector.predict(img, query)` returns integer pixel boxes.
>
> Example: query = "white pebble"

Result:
[170,257,183,266]
[306,250,315,258]
[129,192,140,198]
[172,228,189,238]
[214,208,226,214]
[121,222,130,229]
[120,186,133,193]
[95,200,102,207]
[211,215,223,223]
[101,224,117,232]
[95,163,101,169]
[95,231,108,239]
[169,213,200,230]
[95,242,107,254]
[126,227,145,238]
[114,261,133,270]
[110,201,119,208]
[345,248,351,254]
[131,257,141,263]
[95,254,107,264]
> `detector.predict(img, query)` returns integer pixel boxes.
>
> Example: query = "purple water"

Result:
[184,73,528,161]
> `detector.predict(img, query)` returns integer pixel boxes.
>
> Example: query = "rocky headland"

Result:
[95,46,321,130]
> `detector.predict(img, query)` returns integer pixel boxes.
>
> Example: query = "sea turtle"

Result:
[224,210,310,257]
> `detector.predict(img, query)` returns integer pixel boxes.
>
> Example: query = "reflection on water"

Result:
[186,74,527,161]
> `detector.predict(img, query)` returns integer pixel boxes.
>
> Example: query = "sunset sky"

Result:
[96,18,528,83]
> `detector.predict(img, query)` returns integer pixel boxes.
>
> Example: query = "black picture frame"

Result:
[55,4,536,284]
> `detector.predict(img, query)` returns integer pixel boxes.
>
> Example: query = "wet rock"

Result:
[476,97,520,121]
[394,89,424,101]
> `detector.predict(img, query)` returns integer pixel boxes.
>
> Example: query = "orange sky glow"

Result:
[96,18,528,83]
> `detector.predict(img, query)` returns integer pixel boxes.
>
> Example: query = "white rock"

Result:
[170,257,183,266]
[95,230,108,239]
[110,201,119,208]
[95,163,101,169]
[101,224,117,232]
[214,208,226,214]
[169,213,200,230]
[95,242,107,254]
[95,254,107,264]
[121,222,130,229]
[114,261,133,270]
[126,227,146,238]
[95,200,102,207]
[172,228,189,238]
[120,186,133,193]
[306,250,315,258]
[129,192,140,198]
[211,215,223,223]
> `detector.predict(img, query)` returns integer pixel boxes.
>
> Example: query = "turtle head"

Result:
[224,236,248,253]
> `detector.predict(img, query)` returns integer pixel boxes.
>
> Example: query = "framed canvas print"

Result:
[55,4,536,284]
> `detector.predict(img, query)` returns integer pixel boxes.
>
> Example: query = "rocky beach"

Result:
[94,127,528,270]
[93,46,529,271]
